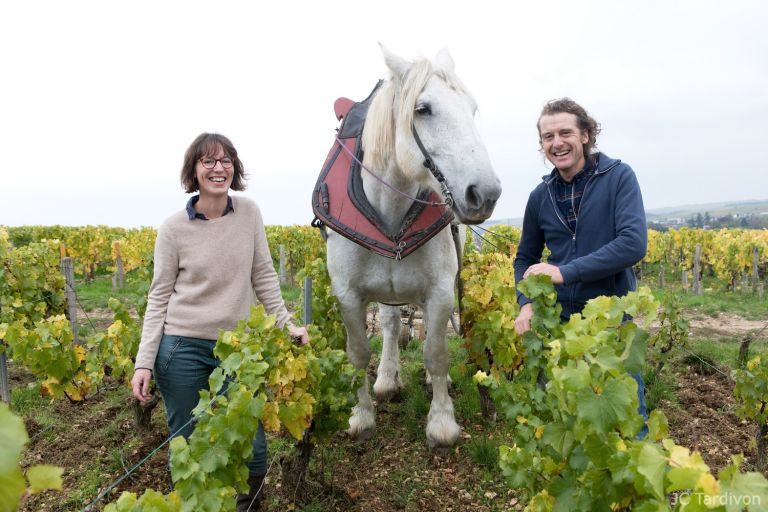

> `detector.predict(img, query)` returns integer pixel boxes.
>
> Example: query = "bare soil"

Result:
[686,312,768,340]
[13,308,768,511]
[661,361,757,473]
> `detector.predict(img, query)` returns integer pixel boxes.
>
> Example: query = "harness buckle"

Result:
[395,241,407,261]
[440,181,454,209]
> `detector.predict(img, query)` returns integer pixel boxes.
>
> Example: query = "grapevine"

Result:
[475,275,768,510]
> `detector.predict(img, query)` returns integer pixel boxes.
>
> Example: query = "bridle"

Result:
[333,123,454,209]
[410,125,454,209]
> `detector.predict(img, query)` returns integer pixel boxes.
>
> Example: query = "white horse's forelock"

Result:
[362,58,470,173]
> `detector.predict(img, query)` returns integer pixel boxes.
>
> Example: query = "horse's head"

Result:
[363,46,501,225]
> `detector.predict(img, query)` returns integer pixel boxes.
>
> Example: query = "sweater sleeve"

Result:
[250,204,293,327]
[558,168,647,285]
[135,223,179,370]
[513,189,545,306]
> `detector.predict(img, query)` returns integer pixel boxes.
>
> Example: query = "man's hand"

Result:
[288,325,310,345]
[131,368,153,403]
[523,263,564,284]
[514,303,534,336]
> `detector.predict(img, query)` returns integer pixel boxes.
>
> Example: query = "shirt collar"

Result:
[552,155,597,185]
[186,195,235,221]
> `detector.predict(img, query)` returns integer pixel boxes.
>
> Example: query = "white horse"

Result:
[326,47,501,451]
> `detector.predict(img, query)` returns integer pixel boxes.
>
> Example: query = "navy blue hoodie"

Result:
[514,153,647,317]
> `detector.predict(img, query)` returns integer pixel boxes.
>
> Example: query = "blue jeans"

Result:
[154,334,267,475]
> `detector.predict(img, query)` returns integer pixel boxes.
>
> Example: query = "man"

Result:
[513,98,648,432]
[514,97,647,331]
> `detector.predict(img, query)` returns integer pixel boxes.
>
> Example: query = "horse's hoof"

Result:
[427,441,454,457]
[373,383,404,402]
[347,407,376,442]
[346,425,375,442]
[426,414,460,450]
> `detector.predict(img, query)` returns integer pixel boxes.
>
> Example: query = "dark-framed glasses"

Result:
[199,157,234,169]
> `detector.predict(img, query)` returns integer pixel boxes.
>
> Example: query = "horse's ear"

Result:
[434,48,455,73]
[380,43,409,81]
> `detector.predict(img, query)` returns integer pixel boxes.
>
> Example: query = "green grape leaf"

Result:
[0,404,28,474]
[27,464,63,493]
[541,422,575,458]
[719,471,768,512]
[647,410,669,442]
[576,376,639,437]
[637,443,667,499]
[0,467,26,512]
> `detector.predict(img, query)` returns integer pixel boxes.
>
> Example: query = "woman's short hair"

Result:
[180,133,247,193]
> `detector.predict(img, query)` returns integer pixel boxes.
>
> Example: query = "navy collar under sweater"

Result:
[185,195,235,221]
[550,156,597,232]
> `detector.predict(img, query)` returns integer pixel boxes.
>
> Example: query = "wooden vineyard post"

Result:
[753,247,760,293]
[113,241,125,291]
[279,244,287,286]
[659,264,666,289]
[281,276,315,501]
[682,268,689,293]
[742,273,750,295]
[0,302,9,404]
[692,244,702,295]
[302,277,312,326]
[60,257,79,345]
[0,350,9,404]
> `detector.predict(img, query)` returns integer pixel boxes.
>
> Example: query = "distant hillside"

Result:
[645,199,768,221]
[485,199,768,229]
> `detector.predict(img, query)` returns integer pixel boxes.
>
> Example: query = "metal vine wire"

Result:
[471,224,519,244]
[80,392,220,512]
[65,281,97,333]
[467,225,504,253]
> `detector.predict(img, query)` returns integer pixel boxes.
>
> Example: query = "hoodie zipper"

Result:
[545,156,620,307]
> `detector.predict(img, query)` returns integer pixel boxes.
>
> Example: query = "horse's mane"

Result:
[362,58,471,174]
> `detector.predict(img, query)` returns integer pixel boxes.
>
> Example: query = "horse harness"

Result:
[311,81,458,261]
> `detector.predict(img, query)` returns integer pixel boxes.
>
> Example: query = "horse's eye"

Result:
[415,103,432,116]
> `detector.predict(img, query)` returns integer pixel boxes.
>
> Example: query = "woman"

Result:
[131,133,308,511]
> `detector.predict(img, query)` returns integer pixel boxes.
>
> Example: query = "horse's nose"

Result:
[465,182,501,218]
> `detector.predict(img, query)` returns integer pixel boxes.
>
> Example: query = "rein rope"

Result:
[334,127,454,208]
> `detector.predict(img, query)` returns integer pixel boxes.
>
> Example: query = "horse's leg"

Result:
[423,307,452,388]
[373,303,404,401]
[341,297,376,441]
[423,297,461,451]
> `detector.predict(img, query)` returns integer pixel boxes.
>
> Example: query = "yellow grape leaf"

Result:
[40,377,60,398]
[284,355,309,382]
[535,426,545,439]
[262,402,280,432]
[696,472,721,497]
[665,442,710,473]
[107,320,124,338]
[74,345,86,364]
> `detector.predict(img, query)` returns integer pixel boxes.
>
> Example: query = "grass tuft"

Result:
[466,435,499,468]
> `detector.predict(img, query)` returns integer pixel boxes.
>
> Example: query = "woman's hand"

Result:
[288,324,310,345]
[131,368,153,402]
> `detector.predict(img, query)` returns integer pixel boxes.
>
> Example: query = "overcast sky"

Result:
[2,0,766,228]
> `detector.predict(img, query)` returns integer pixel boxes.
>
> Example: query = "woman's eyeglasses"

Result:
[199,157,234,169]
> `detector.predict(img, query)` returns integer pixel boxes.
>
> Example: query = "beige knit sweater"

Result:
[134,196,292,370]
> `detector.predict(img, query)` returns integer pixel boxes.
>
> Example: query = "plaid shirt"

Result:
[553,158,596,233]
[185,195,235,221]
